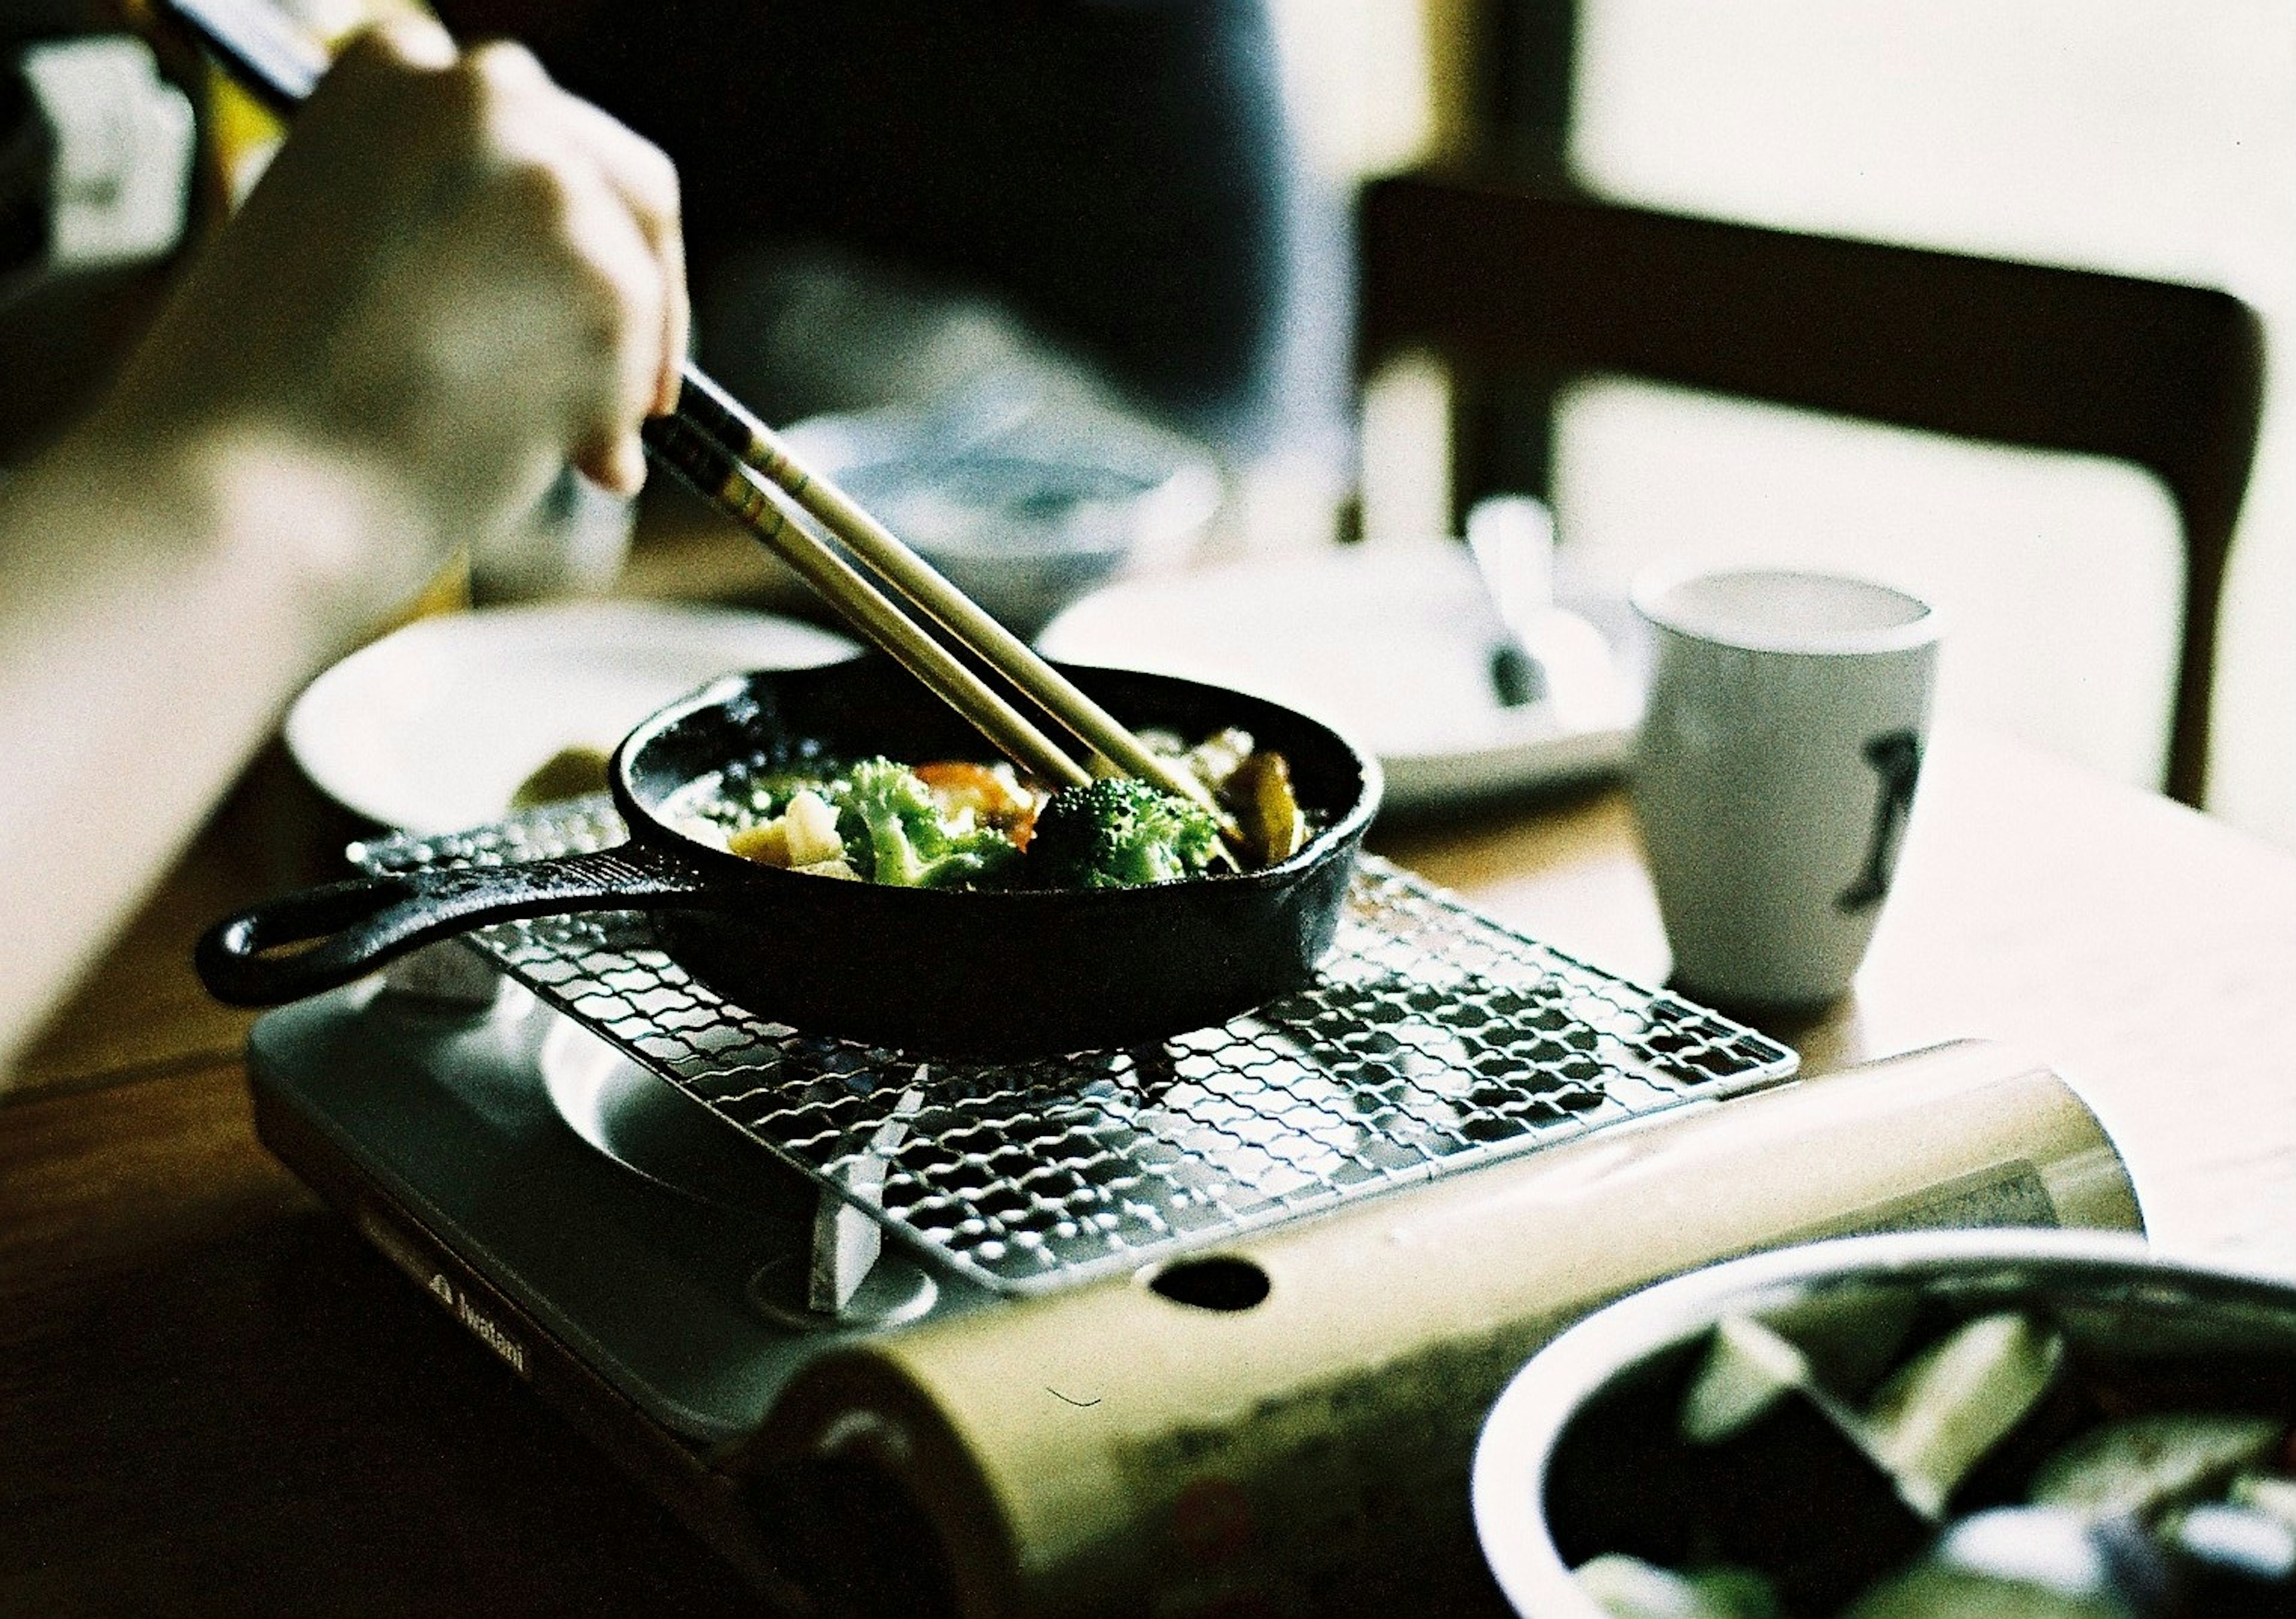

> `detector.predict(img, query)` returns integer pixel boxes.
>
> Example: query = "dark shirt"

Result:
[488,0,1321,449]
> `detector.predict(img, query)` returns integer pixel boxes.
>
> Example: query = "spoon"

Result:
[1467,495,1560,709]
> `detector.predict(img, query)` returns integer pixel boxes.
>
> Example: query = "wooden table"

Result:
[5,726,2294,1615]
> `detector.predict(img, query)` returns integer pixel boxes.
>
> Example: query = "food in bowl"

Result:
[662,726,1308,890]
[1474,1233,2296,1619]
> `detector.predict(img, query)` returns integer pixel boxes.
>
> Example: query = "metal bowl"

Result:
[1472,1229,2296,1618]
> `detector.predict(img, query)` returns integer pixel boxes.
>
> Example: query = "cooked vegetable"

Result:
[1163,726,1256,797]
[2231,1473,2296,1531]
[668,726,1306,890]
[1027,776,1225,889]
[2172,1501,2296,1587]
[2028,1413,2283,1523]
[1224,749,1307,866]
[912,760,1041,846]
[726,816,790,867]
[1860,1312,2063,1520]
[1874,1506,2173,1618]
[836,757,1022,889]
[1589,1296,2296,1619]
[1681,1316,1818,1445]
[783,790,847,867]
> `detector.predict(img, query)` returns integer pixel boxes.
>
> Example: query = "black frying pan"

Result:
[199,658,1381,1056]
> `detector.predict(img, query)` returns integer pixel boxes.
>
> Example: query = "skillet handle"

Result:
[195,844,719,1007]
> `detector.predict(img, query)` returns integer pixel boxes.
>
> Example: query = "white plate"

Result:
[286,600,859,835]
[1039,549,1641,812]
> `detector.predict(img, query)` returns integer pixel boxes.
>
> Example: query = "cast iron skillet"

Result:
[198,657,1381,1056]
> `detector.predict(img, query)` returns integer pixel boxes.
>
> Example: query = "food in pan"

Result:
[1027,776,1223,888]
[1563,1295,2296,1619]
[198,661,1378,1051]
[666,726,1306,890]
[675,755,1033,887]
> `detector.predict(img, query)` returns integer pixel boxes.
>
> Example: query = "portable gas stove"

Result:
[243,801,2135,1615]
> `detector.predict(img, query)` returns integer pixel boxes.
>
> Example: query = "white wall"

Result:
[1563,1,2296,832]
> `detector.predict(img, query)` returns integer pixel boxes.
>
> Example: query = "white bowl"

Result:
[285,600,857,835]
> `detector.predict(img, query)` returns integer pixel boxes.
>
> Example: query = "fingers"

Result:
[554,172,669,494]
[454,43,684,490]
[560,97,689,417]
[321,12,457,94]
[361,12,459,71]
[246,20,688,513]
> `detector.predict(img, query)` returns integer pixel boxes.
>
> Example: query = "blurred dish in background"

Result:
[780,383,1222,640]
[1040,546,1642,813]
[286,600,858,836]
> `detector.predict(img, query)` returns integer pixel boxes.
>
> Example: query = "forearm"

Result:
[0,19,685,1075]
[0,417,427,1071]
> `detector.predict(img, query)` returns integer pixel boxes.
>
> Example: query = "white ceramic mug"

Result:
[1631,566,1942,1009]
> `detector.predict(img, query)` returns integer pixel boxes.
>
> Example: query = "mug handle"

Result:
[195,842,719,1007]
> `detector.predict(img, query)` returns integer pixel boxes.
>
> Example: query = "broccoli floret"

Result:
[833,758,1021,889]
[1028,777,1223,889]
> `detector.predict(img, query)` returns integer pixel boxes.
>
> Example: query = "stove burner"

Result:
[539,1014,789,1212]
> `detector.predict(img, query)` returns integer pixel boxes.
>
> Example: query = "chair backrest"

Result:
[1356,169,2266,806]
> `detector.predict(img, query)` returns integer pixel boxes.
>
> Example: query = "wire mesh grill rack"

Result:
[357,801,1799,1296]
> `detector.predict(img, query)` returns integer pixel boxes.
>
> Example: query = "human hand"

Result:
[104,15,686,594]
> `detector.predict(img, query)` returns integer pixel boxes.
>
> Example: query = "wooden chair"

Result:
[1355,169,2266,807]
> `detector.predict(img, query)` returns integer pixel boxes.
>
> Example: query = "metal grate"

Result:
[356,801,1799,1296]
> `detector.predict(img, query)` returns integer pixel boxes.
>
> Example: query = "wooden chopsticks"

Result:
[662,372,1231,812]
[162,0,1239,828]
[638,410,1093,789]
